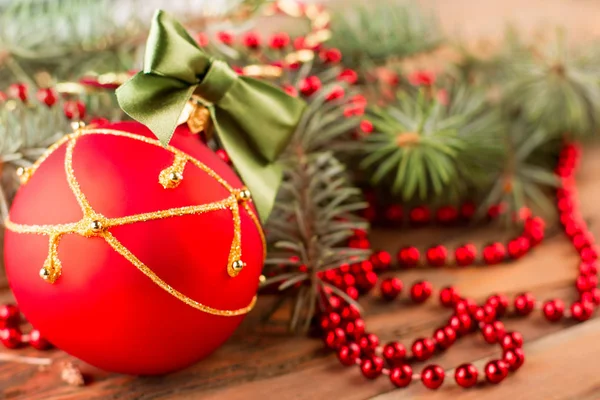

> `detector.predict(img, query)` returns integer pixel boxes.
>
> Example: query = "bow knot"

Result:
[116,10,306,222]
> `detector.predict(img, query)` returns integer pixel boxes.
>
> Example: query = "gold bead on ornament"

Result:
[90,220,103,232]
[231,260,246,273]
[39,267,51,280]
[236,189,252,202]
[16,167,32,185]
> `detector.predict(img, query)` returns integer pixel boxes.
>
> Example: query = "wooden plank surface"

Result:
[3,1,600,399]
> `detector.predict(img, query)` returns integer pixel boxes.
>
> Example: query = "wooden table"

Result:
[1,144,599,399]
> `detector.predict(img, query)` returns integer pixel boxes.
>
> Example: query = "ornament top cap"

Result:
[116,10,306,222]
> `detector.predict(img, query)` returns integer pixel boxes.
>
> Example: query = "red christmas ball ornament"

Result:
[410,281,432,303]
[421,364,445,389]
[455,363,478,388]
[380,277,403,301]
[455,243,477,266]
[389,364,413,387]
[4,122,265,375]
[398,246,420,268]
[426,245,447,267]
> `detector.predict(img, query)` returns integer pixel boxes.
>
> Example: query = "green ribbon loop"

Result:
[116,10,306,222]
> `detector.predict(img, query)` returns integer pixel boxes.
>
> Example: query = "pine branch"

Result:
[327,1,443,70]
[361,82,503,204]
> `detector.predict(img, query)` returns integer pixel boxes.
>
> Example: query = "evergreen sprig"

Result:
[263,151,369,333]
[361,83,502,203]
[328,1,442,70]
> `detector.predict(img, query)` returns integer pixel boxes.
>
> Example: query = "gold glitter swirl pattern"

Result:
[5,127,265,317]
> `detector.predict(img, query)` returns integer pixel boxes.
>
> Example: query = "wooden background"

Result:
[2,0,600,399]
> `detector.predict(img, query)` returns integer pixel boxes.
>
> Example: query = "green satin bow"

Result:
[116,10,306,222]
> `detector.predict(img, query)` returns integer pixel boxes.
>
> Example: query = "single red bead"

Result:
[448,314,473,336]
[216,31,234,45]
[320,48,343,64]
[380,277,403,301]
[455,298,477,315]
[383,341,406,365]
[342,318,366,340]
[460,202,476,219]
[337,343,361,366]
[581,288,600,306]
[345,286,360,301]
[385,204,403,224]
[351,261,373,275]
[455,363,478,388]
[320,312,341,331]
[426,245,448,267]
[216,149,231,164]
[483,242,506,265]
[573,233,592,251]
[576,274,598,293]
[36,88,57,107]
[0,328,22,349]
[485,360,509,384]
[0,304,20,327]
[324,328,347,350]
[409,206,431,225]
[338,69,359,85]
[581,247,598,263]
[503,348,525,371]
[28,329,52,351]
[360,356,384,379]
[507,237,531,259]
[412,338,436,361]
[349,237,371,249]
[389,364,413,388]
[299,76,322,96]
[359,333,380,354]
[341,274,356,289]
[433,326,456,350]
[63,100,86,120]
[370,250,392,271]
[481,321,506,344]
[269,32,290,49]
[398,247,420,268]
[579,262,598,276]
[242,32,261,48]
[436,206,459,224]
[326,296,343,312]
[8,83,27,102]
[487,204,504,219]
[341,304,361,321]
[486,294,509,317]
[514,292,536,316]
[473,304,497,323]
[526,227,545,245]
[542,299,565,322]
[439,286,460,308]
[421,365,445,389]
[455,243,477,266]
[501,331,524,351]
[356,271,378,294]
[410,281,432,303]
[571,301,594,322]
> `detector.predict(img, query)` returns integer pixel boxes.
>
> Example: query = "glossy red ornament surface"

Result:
[455,363,478,388]
[4,122,264,375]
